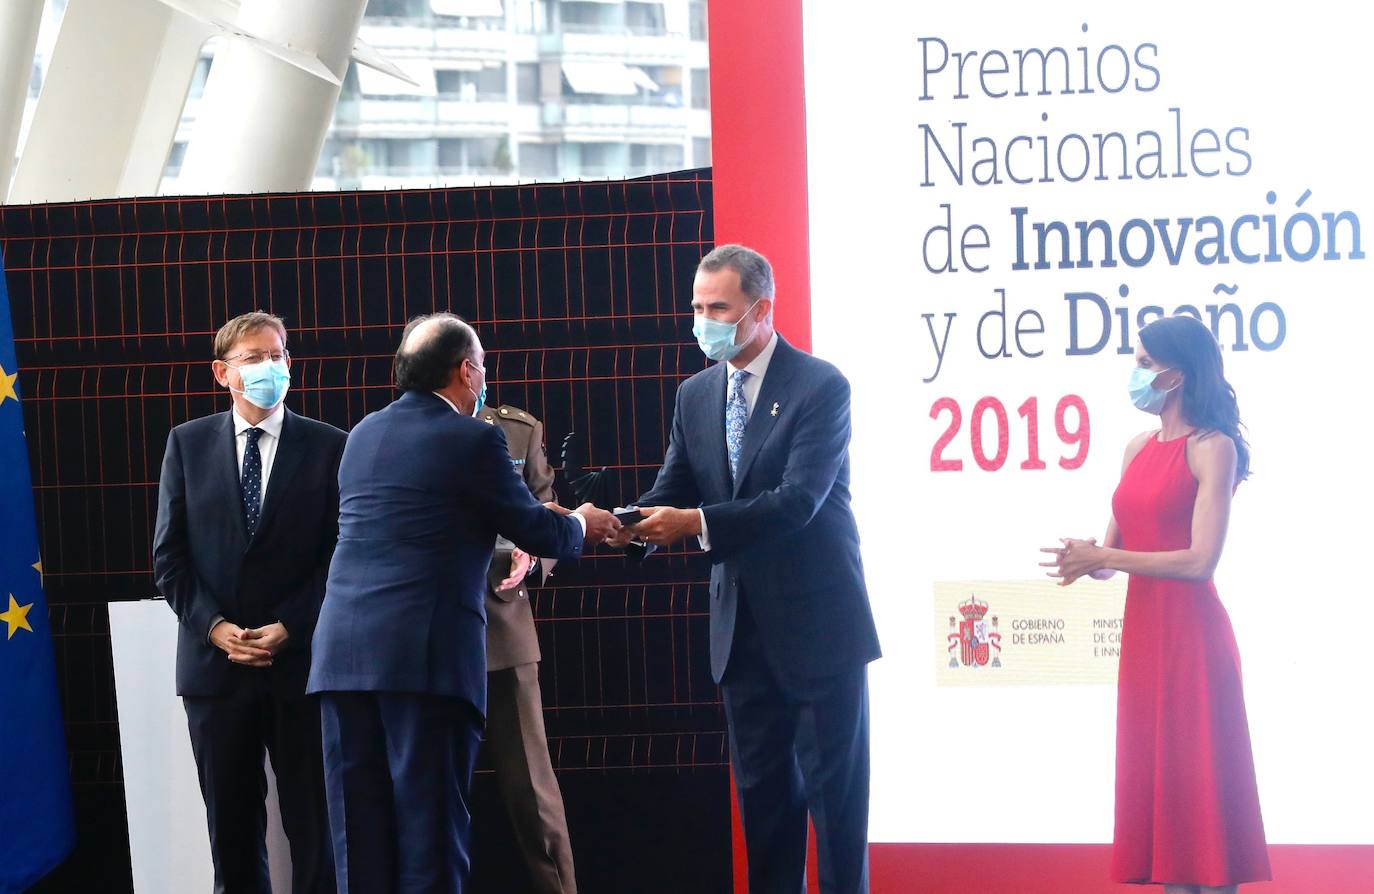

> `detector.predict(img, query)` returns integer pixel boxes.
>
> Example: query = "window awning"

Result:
[562,61,647,96]
[356,60,436,96]
[628,66,659,92]
[431,0,505,16]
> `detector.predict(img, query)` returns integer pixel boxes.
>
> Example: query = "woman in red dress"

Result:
[1042,315,1270,893]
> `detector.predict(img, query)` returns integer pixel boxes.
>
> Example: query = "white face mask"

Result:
[1128,366,1176,415]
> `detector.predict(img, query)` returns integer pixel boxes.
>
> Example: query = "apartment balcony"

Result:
[357,21,705,67]
[540,100,688,140]
[333,96,538,138]
[540,30,696,65]
[357,21,539,58]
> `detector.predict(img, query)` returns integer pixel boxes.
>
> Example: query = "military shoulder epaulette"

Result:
[493,405,537,426]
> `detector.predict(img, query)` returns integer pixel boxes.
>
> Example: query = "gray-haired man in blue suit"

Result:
[622,244,881,894]
[308,314,620,894]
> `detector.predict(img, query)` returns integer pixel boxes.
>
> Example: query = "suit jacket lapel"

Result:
[215,412,249,546]
[732,338,796,498]
[254,408,304,544]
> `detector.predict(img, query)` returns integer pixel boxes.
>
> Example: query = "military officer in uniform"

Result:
[478,402,578,894]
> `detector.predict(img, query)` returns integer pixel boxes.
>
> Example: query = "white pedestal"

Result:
[109,599,293,893]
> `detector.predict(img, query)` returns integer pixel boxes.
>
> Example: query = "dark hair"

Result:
[698,243,776,302]
[1139,315,1251,481]
[394,313,478,392]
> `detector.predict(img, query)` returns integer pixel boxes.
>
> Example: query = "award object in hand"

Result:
[612,507,657,563]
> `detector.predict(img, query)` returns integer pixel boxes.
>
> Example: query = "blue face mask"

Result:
[1128,366,1176,415]
[231,359,290,409]
[466,360,487,416]
[693,300,761,362]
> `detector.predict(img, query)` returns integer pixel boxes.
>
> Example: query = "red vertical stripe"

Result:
[707,0,811,353]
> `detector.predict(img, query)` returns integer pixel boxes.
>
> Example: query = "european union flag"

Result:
[0,247,74,891]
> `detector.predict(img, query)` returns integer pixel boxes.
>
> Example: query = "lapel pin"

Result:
[770,402,780,417]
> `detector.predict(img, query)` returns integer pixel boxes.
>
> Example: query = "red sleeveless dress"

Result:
[1109,433,1271,885]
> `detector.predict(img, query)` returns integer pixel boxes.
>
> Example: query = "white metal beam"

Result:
[8,0,212,204]
[0,1,47,196]
[153,0,420,88]
[174,0,369,195]
[151,0,340,86]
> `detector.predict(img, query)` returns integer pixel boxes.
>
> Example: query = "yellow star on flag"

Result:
[0,363,17,404]
[1,594,34,639]
[33,559,43,585]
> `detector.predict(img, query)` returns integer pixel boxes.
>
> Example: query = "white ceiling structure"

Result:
[0,0,420,203]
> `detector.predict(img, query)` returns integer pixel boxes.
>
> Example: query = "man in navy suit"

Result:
[308,313,619,894]
[154,311,345,893]
[624,245,881,894]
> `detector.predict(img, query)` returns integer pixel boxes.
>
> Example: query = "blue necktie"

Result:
[242,427,264,538]
[726,369,750,480]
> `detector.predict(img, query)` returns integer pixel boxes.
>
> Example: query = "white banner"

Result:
[803,1,1373,844]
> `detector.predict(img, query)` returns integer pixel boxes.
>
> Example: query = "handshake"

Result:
[544,502,702,550]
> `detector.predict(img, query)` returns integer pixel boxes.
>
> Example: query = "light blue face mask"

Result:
[693,299,761,362]
[231,359,290,410]
[1128,366,1176,415]
[466,359,487,416]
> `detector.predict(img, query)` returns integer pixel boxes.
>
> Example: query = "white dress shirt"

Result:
[698,331,779,550]
[232,404,285,505]
[432,392,588,538]
[207,405,285,640]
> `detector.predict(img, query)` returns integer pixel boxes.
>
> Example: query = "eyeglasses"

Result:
[223,350,289,365]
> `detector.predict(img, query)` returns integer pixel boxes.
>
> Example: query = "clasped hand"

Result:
[210,620,288,667]
[1038,537,1110,586]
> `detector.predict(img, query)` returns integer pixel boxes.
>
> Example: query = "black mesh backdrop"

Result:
[0,170,730,893]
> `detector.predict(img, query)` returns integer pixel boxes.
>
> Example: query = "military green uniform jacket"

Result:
[483,404,556,671]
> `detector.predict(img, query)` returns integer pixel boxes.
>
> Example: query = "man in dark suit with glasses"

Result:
[154,311,345,893]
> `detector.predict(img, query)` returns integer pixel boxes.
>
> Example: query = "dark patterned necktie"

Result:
[726,369,750,480]
[242,427,264,538]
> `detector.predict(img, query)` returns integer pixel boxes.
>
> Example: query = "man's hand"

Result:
[240,622,290,657]
[629,506,701,547]
[210,620,275,667]
[497,548,533,591]
[576,503,622,545]
[605,525,636,549]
